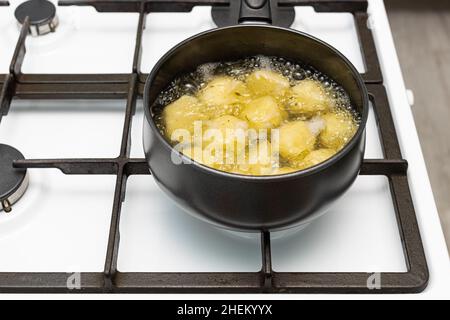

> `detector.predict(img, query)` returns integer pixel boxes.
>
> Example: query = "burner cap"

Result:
[15,0,58,36]
[0,144,28,213]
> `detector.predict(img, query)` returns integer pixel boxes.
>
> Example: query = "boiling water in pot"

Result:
[153,55,360,176]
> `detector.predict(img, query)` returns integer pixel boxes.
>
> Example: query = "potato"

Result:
[240,96,286,130]
[301,148,336,168]
[229,167,252,175]
[239,140,277,175]
[319,111,357,150]
[163,95,208,142]
[278,121,316,160]
[201,142,229,170]
[198,76,250,117]
[203,115,249,165]
[246,70,290,98]
[175,143,232,172]
[270,167,297,175]
[180,144,204,163]
[180,141,233,171]
[204,115,248,143]
[288,79,333,115]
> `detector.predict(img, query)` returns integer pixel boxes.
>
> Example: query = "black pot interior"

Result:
[147,25,366,118]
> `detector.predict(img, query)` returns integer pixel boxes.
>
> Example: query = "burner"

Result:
[14,0,58,36]
[0,144,28,213]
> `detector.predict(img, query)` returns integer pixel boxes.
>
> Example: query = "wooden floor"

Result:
[385,0,450,251]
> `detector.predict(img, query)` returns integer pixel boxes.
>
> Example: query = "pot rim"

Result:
[143,24,369,181]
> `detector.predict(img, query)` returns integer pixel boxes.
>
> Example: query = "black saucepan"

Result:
[143,1,369,232]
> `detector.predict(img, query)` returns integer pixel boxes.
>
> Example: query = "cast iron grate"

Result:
[0,0,428,293]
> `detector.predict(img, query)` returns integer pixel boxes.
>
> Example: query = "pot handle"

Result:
[238,0,272,24]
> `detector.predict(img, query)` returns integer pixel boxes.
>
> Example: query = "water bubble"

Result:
[282,69,291,77]
[197,62,218,81]
[184,83,196,92]
[293,71,305,81]
[257,55,272,69]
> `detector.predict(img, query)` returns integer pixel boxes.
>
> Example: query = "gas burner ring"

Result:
[14,0,58,36]
[0,144,29,213]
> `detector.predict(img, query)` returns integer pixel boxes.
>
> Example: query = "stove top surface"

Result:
[0,0,447,296]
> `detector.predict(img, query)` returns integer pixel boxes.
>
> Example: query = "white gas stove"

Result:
[0,0,448,298]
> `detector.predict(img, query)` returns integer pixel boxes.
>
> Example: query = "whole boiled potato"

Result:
[319,111,357,150]
[229,167,251,175]
[270,167,298,175]
[182,141,236,172]
[201,141,230,170]
[288,79,333,115]
[176,142,235,173]
[198,76,250,117]
[240,96,287,130]
[301,148,336,168]
[180,144,203,163]
[246,70,290,98]
[238,140,277,175]
[203,115,249,165]
[163,95,208,142]
[278,120,316,160]
[204,115,248,143]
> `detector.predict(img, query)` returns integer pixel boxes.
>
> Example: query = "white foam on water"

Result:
[197,62,219,82]
[307,116,326,136]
